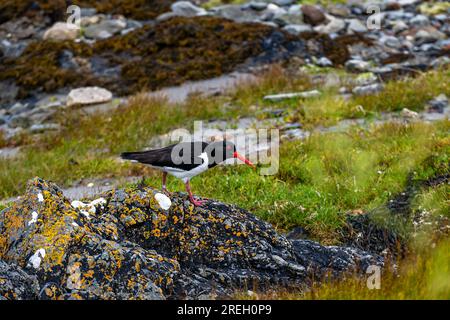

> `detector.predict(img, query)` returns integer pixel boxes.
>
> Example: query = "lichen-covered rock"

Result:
[0,260,39,300]
[0,178,382,300]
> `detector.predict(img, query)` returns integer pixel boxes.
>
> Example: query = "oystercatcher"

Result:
[121,140,254,206]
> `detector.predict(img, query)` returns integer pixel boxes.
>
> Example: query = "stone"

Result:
[414,28,446,45]
[352,83,383,96]
[347,19,367,33]
[379,35,402,49]
[83,18,127,39]
[249,2,268,11]
[171,1,207,17]
[401,108,419,118]
[274,13,304,26]
[283,24,313,36]
[28,123,61,134]
[301,5,326,26]
[328,5,351,18]
[263,90,321,101]
[427,94,448,113]
[409,14,429,27]
[273,0,294,6]
[67,87,113,107]
[392,20,408,34]
[0,260,39,300]
[345,59,371,72]
[213,5,261,23]
[314,15,346,34]
[0,178,383,300]
[315,57,333,67]
[43,22,80,41]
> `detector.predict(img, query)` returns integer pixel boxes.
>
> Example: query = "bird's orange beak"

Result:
[233,152,255,168]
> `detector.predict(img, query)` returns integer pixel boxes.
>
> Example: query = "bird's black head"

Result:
[205,140,254,168]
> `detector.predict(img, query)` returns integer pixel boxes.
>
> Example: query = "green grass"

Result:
[236,238,450,300]
[137,120,449,242]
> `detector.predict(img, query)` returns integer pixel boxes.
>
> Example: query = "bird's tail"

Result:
[120,151,148,162]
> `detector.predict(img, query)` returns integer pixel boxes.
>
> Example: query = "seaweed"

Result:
[1,16,293,99]
[0,0,173,24]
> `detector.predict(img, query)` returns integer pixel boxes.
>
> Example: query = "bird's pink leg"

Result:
[161,172,171,196]
[185,180,205,206]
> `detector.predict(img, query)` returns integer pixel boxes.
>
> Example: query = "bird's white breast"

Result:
[164,152,209,182]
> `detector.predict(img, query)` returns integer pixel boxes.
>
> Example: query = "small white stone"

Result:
[154,193,172,210]
[87,182,94,188]
[37,193,44,202]
[28,249,46,269]
[28,211,38,226]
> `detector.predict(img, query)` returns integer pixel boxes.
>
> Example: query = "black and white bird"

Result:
[121,140,254,206]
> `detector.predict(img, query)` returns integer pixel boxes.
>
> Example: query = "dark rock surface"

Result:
[0,178,383,300]
[0,260,39,300]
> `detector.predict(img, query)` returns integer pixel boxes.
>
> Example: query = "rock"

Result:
[43,22,80,41]
[409,14,429,27]
[379,35,402,49]
[347,19,367,33]
[171,1,207,17]
[401,108,419,118]
[273,0,294,6]
[67,87,113,107]
[427,94,448,113]
[249,2,268,11]
[392,20,408,34]
[345,59,371,72]
[301,5,326,26]
[0,178,382,299]
[414,28,446,45]
[264,90,321,101]
[328,5,351,18]
[314,15,346,34]
[83,18,127,40]
[315,57,333,67]
[283,24,313,36]
[274,13,304,26]
[213,5,262,23]
[352,83,383,96]
[28,123,61,134]
[0,260,39,300]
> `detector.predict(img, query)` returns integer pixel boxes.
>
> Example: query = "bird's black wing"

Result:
[121,141,208,171]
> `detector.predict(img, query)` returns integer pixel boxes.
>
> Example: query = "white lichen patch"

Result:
[154,193,172,210]
[37,193,44,202]
[71,198,107,217]
[28,248,46,269]
[28,211,38,226]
